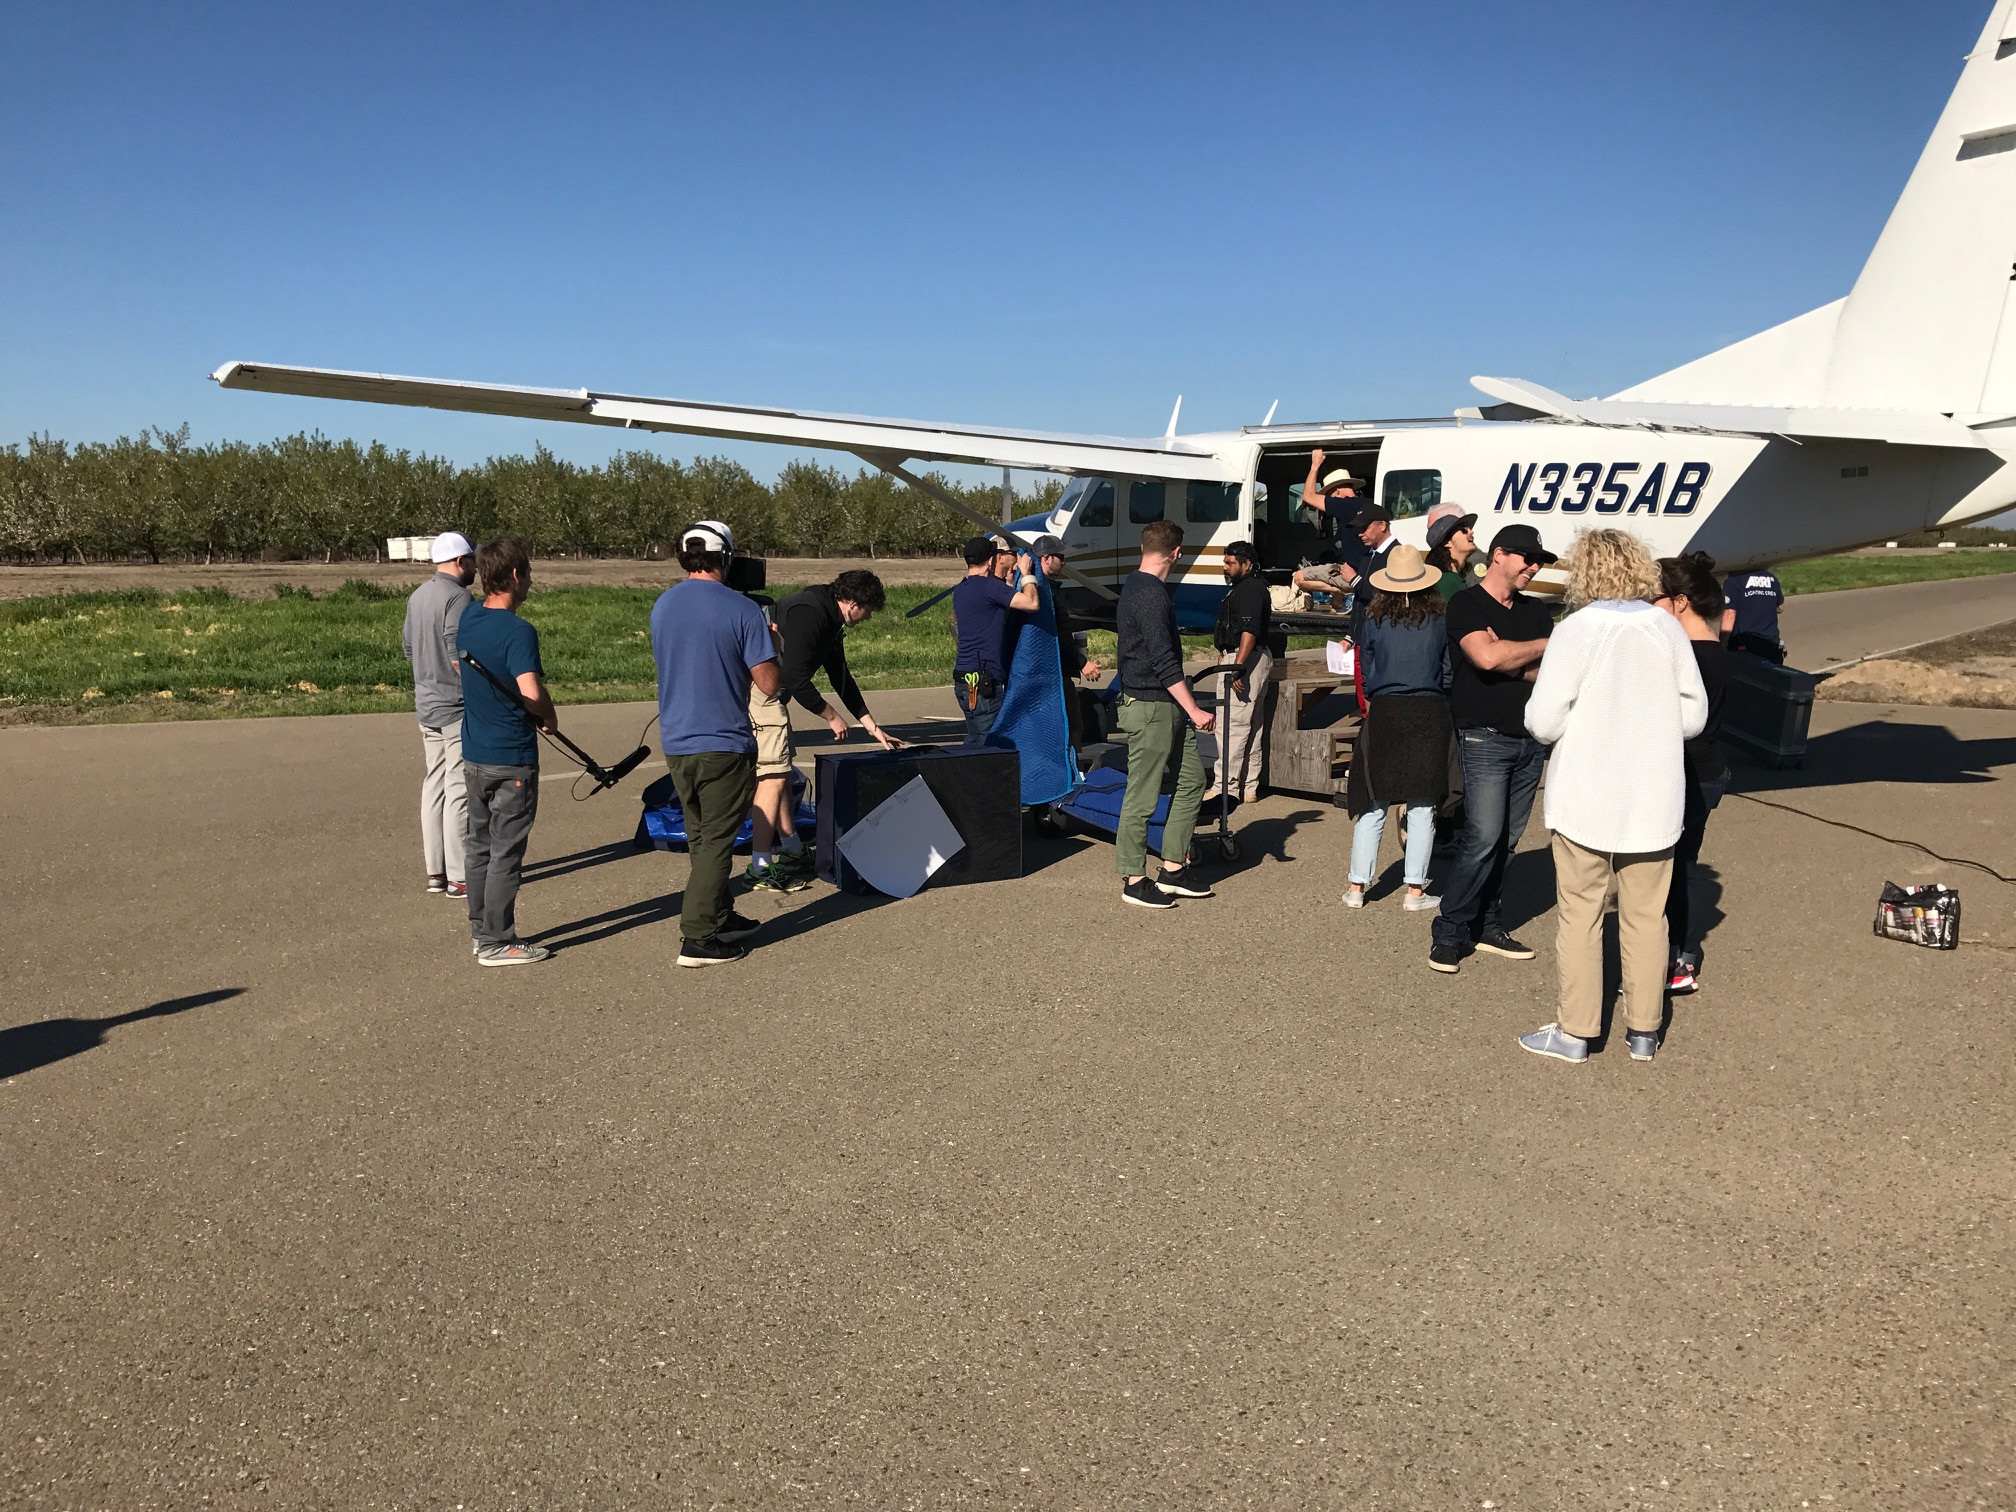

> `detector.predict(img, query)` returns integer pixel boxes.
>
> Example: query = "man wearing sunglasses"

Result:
[1430,523,1557,975]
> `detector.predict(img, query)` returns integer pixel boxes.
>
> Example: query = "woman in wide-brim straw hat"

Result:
[1342,543,1452,911]
[1517,528,1708,1066]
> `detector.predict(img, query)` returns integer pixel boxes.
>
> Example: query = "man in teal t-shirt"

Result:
[458,536,559,967]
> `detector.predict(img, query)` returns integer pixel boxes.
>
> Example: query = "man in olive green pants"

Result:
[665,752,758,947]
[1113,520,1219,909]
[1115,698,1210,881]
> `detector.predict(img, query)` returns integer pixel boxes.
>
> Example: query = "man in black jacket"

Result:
[1209,540,1274,804]
[744,569,902,892]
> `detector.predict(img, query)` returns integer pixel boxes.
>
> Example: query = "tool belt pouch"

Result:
[960,671,999,709]
[1873,881,1959,950]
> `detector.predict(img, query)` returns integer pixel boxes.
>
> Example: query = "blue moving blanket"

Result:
[988,566,1082,806]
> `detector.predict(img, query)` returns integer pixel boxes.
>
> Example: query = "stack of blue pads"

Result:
[1051,764,1237,858]
[634,769,815,853]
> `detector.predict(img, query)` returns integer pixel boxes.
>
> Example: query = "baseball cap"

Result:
[682,519,735,555]
[1349,503,1392,531]
[1424,510,1478,551]
[1489,522,1559,565]
[429,530,475,563]
[962,535,999,566]
[1030,534,1066,557]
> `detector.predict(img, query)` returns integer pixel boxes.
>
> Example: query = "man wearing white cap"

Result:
[401,530,477,897]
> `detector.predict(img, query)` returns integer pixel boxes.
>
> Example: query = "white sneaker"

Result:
[1403,891,1441,912]
[1343,886,1367,908]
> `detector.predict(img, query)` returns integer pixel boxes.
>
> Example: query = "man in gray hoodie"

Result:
[402,531,477,897]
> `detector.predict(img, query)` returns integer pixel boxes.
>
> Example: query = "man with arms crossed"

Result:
[651,520,782,967]
[402,530,476,899]
[1430,522,1556,975]
[458,536,558,966]
[744,569,904,893]
[1114,520,1218,910]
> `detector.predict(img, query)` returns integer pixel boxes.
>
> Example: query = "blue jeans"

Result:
[953,680,1003,745]
[1350,803,1436,888]
[1432,728,1547,951]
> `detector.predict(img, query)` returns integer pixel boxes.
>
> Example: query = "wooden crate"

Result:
[1264,674,1359,803]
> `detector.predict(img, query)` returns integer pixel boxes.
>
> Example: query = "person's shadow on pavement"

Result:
[0,988,246,1080]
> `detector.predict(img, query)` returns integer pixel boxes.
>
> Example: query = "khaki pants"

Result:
[1552,833,1672,1039]
[419,719,467,884]
[1216,648,1272,801]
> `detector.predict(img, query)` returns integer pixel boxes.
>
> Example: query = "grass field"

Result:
[5,550,2016,723]
[0,581,1114,723]
[1777,549,2016,595]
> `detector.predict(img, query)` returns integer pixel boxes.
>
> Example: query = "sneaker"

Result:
[426,874,448,894]
[1343,885,1367,909]
[1428,941,1464,974]
[478,941,550,967]
[1155,869,1214,899]
[1475,927,1536,960]
[444,880,467,899]
[716,911,762,944]
[1667,959,1699,995]
[678,936,747,967]
[1519,1023,1589,1063]
[775,844,817,876]
[1626,1030,1661,1061]
[1402,890,1440,912]
[1123,876,1177,910]
[743,861,809,894]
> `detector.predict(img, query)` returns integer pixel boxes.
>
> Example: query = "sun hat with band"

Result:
[1423,506,1478,552]
[1321,467,1367,492]
[1368,543,1439,595]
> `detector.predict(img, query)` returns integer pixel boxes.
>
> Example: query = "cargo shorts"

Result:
[749,687,795,779]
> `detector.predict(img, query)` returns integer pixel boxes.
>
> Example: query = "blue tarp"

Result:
[988,565,1081,806]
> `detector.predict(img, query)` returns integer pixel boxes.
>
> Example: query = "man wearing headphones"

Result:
[650,521,783,967]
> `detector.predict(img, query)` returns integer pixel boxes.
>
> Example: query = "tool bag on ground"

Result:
[1872,882,1960,950]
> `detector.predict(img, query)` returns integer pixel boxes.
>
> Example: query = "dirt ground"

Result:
[1822,616,2016,709]
[0,555,965,599]
[2,688,2012,1508]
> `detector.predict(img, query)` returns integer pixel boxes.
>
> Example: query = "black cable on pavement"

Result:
[1727,790,2016,885]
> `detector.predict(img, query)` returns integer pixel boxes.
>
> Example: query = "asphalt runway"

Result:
[4,639,2014,1506]
[1781,570,2016,668]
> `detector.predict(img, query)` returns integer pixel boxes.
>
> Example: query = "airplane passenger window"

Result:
[1383,469,1442,519]
[1185,481,1240,523]
[1077,480,1114,527]
[1128,481,1166,523]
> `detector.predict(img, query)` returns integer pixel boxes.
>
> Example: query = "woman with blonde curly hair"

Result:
[1517,528,1707,1065]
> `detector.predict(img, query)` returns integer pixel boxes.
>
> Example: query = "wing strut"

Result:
[855,451,1119,602]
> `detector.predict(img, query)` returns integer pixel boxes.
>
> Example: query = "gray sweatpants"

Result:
[1217,647,1273,801]
[419,719,468,883]
[464,762,538,948]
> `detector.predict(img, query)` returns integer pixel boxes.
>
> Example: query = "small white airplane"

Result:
[219,1,2016,628]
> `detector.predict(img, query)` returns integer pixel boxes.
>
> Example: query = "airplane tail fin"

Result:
[1616,1,2016,418]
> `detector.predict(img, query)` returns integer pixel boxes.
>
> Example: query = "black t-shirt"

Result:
[1213,574,1272,654]
[1686,638,1729,785]
[1445,584,1554,735]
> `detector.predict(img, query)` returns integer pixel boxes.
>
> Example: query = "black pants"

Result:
[1665,774,1724,964]
[465,762,539,947]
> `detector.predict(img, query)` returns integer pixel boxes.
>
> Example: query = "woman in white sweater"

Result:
[1518,530,1707,1065]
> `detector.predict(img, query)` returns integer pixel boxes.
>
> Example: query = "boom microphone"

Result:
[458,649,649,797]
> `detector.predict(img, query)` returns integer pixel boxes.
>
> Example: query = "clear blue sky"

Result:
[0,0,1995,488]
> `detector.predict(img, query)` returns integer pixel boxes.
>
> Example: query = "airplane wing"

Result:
[1468,375,1986,449]
[210,361,1239,482]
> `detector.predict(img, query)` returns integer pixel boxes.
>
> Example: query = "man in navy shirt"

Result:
[651,520,782,967]
[458,536,559,966]
[1722,567,1786,662]
[949,535,1038,743]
